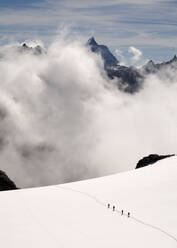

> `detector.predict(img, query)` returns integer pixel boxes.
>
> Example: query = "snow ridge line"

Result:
[56,185,106,206]
[130,216,177,243]
[55,185,177,244]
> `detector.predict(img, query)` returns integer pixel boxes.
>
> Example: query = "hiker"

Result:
[108,203,110,209]
[128,212,130,218]
[113,206,115,211]
[121,210,124,215]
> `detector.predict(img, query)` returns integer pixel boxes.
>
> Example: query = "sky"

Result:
[0,0,177,62]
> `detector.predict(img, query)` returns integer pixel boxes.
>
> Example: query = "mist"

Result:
[0,34,176,188]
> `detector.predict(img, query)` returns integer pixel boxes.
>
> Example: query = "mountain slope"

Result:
[143,55,177,74]
[0,156,177,247]
[87,37,119,68]
[87,37,143,93]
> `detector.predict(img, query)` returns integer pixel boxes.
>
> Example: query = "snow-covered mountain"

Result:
[0,156,177,247]
[87,37,142,93]
[143,55,177,74]
[87,37,177,93]
[4,38,177,94]
[18,43,44,55]
[87,37,119,68]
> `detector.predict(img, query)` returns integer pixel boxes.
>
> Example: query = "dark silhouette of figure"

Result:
[113,206,115,211]
[121,210,124,215]
[108,203,110,209]
[128,212,130,217]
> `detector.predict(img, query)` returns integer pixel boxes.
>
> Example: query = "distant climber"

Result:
[108,203,110,209]
[121,210,124,215]
[128,212,130,218]
[113,206,115,211]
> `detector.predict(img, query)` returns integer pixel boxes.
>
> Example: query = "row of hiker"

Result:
[107,204,130,217]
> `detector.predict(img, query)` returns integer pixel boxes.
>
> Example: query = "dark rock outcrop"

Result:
[0,170,18,191]
[136,154,175,169]
[106,65,143,93]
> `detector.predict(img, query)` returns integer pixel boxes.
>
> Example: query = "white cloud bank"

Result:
[115,49,127,66]
[0,34,177,188]
[129,46,142,63]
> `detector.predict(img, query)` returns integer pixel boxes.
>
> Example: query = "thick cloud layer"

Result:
[0,35,176,188]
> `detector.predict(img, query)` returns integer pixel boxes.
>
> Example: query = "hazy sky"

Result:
[0,0,177,62]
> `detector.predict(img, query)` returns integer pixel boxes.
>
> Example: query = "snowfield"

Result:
[0,156,177,248]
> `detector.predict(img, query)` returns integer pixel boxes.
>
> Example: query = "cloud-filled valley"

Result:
[0,34,177,188]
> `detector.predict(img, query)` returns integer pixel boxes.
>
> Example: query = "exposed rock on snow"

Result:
[136,154,175,169]
[0,170,18,191]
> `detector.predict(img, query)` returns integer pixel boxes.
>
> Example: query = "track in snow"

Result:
[55,185,177,245]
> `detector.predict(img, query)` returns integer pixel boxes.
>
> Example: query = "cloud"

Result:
[115,49,127,66]
[0,33,177,189]
[129,46,142,63]
[46,0,157,9]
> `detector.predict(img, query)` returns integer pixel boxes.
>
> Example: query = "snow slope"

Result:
[0,156,177,248]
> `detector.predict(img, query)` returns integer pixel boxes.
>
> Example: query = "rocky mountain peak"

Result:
[147,60,155,65]
[87,37,98,46]
[171,54,177,62]
[19,43,43,55]
[87,37,119,68]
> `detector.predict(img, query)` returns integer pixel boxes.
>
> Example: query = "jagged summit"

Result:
[171,54,177,62]
[142,59,157,73]
[87,37,142,93]
[19,43,43,55]
[87,37,119,68]
[22,43,28,48]
[147,60,155,65]
[87,37,98,46]
[143,54,177,74]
